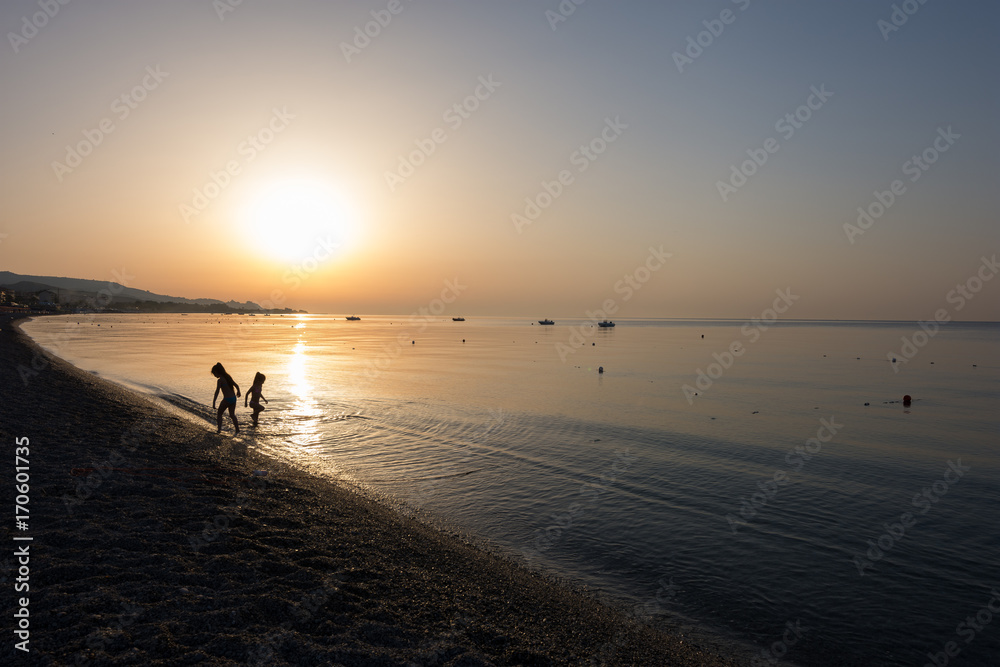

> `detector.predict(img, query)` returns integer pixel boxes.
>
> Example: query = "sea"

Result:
[23,314,1000,666]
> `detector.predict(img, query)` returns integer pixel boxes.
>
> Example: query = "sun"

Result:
[243,179,357,263]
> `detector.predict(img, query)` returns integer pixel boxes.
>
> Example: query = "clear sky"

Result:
[1,0,997,320]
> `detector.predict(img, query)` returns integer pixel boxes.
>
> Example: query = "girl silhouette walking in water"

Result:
[211,362,241,434]
[246,372,268,426]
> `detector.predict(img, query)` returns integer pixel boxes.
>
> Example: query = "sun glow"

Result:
[243,179,357,262]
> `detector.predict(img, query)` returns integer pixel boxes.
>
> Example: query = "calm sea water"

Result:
[24,314,1000,665]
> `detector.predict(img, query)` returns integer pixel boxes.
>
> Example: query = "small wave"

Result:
[363,468,485,483]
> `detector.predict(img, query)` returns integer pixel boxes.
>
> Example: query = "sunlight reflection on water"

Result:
[286,338,323,451]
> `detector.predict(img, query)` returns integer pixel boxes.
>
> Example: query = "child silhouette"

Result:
[211,362,241,434]
[246,372,268,426]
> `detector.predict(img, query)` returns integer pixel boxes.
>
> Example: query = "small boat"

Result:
[346,315,361,321]
[598,320,615,328]
[538,319,554,325]
[452,317,465,321]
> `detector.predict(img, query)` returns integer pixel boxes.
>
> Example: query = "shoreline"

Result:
[3,315,757,665]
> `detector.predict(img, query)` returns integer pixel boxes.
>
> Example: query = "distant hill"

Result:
[3,280,58,294]
[0,271,273,312]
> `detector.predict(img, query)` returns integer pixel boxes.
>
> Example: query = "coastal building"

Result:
[36,288,58,305]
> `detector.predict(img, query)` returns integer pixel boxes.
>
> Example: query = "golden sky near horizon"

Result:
[1,1,997,320]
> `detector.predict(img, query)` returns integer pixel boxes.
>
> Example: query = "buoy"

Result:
[903,395,912,406]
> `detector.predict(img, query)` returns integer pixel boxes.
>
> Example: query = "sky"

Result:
[1,0,997,320]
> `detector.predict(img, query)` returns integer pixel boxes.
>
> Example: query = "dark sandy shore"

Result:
[1,316,757,666]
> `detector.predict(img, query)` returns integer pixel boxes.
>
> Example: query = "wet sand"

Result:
[1,316,756,666]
